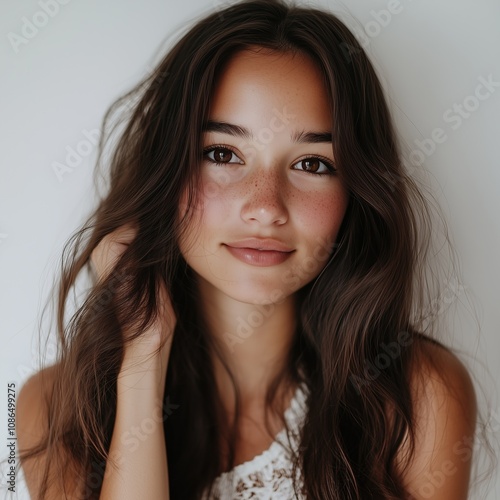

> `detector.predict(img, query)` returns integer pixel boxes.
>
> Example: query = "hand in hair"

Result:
[90,222,176,374]
[91,223,175,499]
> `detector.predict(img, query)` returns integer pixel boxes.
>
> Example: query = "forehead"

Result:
[207,48,332,129]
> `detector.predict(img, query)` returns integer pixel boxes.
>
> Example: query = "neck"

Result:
[196,276,298,409]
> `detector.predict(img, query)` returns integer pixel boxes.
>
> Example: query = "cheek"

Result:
[198,189,230,226]
[197,170,247,223]
[293,188,348,276]
[179,183,231,251]
[295,188,348,239]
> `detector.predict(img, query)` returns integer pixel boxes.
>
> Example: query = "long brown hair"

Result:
[17,0,487,498]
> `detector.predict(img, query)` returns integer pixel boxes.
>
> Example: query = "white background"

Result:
[1,0,499,498]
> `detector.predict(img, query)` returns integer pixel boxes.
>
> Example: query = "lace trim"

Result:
[203,381,309,497]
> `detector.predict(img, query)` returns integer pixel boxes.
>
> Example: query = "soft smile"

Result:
[223,245,295,266]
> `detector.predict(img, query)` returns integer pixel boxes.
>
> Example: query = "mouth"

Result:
[223,243,295,267]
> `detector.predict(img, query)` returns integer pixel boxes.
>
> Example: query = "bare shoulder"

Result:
[399,337,477,499]
[17,364,60,447]
[17,364,83,499]
[409,338,477,424]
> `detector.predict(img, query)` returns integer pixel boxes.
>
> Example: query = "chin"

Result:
[228,270,311,305]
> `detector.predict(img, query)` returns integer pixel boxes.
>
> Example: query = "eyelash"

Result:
[202,144,337,176]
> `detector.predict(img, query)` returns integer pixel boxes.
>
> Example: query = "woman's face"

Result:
[178,48,349,305]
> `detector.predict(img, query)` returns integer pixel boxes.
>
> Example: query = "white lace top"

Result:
[201,382,309,499]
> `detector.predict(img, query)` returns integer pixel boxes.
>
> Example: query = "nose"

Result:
[240,169,288,226]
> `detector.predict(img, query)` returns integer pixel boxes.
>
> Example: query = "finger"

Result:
[90,223,139,281]
[111,222,139,245]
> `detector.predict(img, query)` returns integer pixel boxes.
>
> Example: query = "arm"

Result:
[90,222,176,498]
[99,336,172,499]
[19,224,176,499]
[397,341,477,499]
[18,332,174,500]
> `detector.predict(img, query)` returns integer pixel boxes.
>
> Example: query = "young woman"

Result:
[16,0,479,498]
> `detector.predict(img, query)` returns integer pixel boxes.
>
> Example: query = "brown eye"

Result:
[204,146,243,165]
[213,147,233,163]
[301,159,320,172]
[292,157,335,175]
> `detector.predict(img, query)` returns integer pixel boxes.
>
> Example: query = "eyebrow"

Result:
[202,120,332,144]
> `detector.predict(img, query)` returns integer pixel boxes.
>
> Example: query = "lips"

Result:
[223,238,295,266]
[224,238,294,252]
